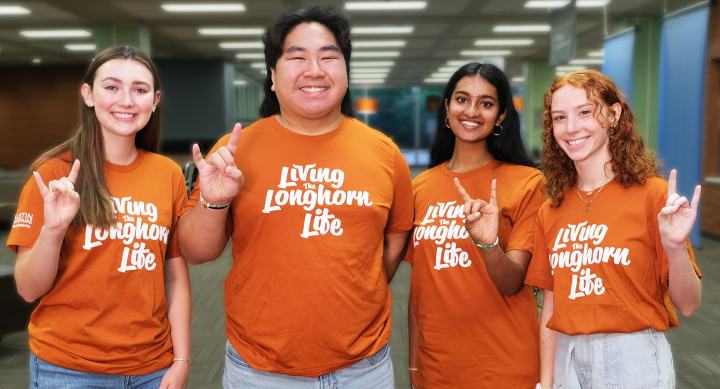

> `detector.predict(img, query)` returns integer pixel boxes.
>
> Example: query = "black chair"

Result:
[182,162,199,199]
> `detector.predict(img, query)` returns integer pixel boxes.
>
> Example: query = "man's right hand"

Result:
[192,124,245,205]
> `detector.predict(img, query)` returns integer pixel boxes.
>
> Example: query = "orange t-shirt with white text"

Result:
[182,115,413,377]
[7,149,187,374]
[524,177,701,335]
[405,161,544,389]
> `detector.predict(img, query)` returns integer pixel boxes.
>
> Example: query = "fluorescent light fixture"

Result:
[345,2,427,10]
[0,6,30,14]
[65,44,96,51]
[351,61,395,67]
[556,66,586,71]
[475,39,533,46]
[431,73,452,78]
[21,30,91,38]
[220,42,263,49]
[461,50,512,56]
[556,71,567,76]
[493,25,551,32]
[236,53,264,59]
[424,78,449,83]
[353,41,406,47]
[525,0,610,7]
[588,51,604,57]
[352,51,400,57]
[199,28,263,35]
[447,61,471,66]
[511,77,524,82]
[569,59,603,65]
[352,68,391,73]
[250,63,266,68]
[350,79,386,83]
[32,58,41,63]
[438,67,458,72]
[351,73,388,78]
[352,26,414,34]
[161,4,245,12]
[234,80,247,85]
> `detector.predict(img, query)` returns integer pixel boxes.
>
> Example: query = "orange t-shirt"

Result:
[182,115,413,377]
[524,177,702,335]
[405,161,544,389]
[7,149,187,374]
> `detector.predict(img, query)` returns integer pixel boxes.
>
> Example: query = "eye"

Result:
[553,115,565,121]
[456,97,467,103]
[481,101,493,108]
[135,88,147,93]
[580,110,591,115]
[105,85,117,91]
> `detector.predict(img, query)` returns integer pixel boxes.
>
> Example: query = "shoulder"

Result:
[34,151,73,178]
[496,163,545,187]
[412,165,442,188]
[140,151,185,178]
[345,117,400,150]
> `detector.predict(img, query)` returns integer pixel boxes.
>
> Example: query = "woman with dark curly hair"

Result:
[525,70,702,389]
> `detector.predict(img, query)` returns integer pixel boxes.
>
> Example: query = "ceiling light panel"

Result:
[588,51,604,56]
[351,61,395,67]
[236,53,264,59]
[525,0,610,7]
[447,61,472,66]
[345,2,427,10]
[350,79,386,83]
[65,44,96,51]
[424,78,449,83]
[569,59,603,64]
[438,67,458,72]
[161,4,246,12]
[352,68,391,73]
[353,41,406,47]
[234,80,247,85]
[251,63,266,68]
[461,50,512,56]
[351,73,388,78]
[511,77,525,82]
[199,28,263,35]
[352,52,400,57]
[556,66,587,71]
[475,39,533,46]
[431,73,452,78]
[352,27,414,34]
[0,6,30,14]
[220,42,264,49]
[493,25,551,32]
[21,30,92,38]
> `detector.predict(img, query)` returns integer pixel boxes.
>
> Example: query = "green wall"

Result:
[629,17,662,152]
[523,58,558,159]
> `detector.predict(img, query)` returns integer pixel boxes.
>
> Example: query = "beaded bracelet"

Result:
[472,236,499,249]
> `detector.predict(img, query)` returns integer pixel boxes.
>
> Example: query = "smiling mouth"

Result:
[113,112,137,119]
[568,136,589,146]
[300,87,328,92]
[460,120,481,128]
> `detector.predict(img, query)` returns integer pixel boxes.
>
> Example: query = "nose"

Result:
[565,115,580,134]
[465,103,480,118]
[118,88,134,107]
[304,58,326,79]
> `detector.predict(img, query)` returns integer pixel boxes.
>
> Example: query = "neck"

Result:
[275,108,343,136]
[574,150,613,191]
[445,137,494,173]
[103,130,138,165]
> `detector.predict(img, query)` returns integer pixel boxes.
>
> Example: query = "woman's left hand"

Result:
[454,178,499,246]
[159,361,189,389]
[658,169,701,247]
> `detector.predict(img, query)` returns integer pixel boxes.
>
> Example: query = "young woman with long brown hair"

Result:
[525,70,702,389]
[7,46,190,389]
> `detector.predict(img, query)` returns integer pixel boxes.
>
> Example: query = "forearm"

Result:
[15,226,67,302]
[664,242,701,316]
[479,246,527,296]
[177,202,230,264]
[382,231,410,283]
[165,257,191,359]
[539,290,557,388]
[408,290,419,382]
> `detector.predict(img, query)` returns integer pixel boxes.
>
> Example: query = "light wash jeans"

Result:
[30,352,168,389]
[553,329,675,389]
[222,340,394,389]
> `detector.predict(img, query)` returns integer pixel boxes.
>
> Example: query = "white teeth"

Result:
[460,120,480,127]
[568,137,588,146]
[113,113,135,119]
[301,87,327,92]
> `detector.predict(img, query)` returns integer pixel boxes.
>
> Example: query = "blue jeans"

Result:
[553,329,675,389]
[222,340,394,389]
[30,353,169,389]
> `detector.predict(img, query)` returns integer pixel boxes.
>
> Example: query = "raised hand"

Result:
[454,178,499,247]
[192,124,245,205]
[658,169,701,247]
[33,159,81,232]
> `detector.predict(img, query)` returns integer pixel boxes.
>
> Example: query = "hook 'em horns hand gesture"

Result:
[454,178,499,247]
[192,124,245,206]
[658,169,701,247]
[33,159,81,232]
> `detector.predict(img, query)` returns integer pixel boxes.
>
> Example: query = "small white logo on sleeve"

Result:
[12,213,33,228]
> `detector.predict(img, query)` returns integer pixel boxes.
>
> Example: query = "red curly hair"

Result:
[542,70,660,207]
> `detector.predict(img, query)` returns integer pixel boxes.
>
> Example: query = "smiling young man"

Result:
[176,6,413,388]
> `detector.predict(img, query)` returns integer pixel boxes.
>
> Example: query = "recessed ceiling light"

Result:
[525,0,610,7]
[424,78,449,83]
[220,42,264,49]
[199,28,263,35]
[352,51,400,57]
[352,68,391,73]
[437,67,457,72]
[236,53,264,59]
[447,61,471,66]
[234,80,247,85]
[588,51,604,57]
[353,41,406,47]
[32,58,41,63]
[511,77,524,82]
[161,4,246,12]
[569,59,603,65]
[475,39,533,46]
[65,44,96,51]
[461,50,512,56]
[345,2,427,10]
[21,30,91,38]
[350,79,386,83]
[250,63,266,68]
[431,72,453,78]
[352,26,414,34]
[0,6,30,14]
[493,25,551,32]
[351,61,395,67]
[351,73,388,78]
[556,66,587,71]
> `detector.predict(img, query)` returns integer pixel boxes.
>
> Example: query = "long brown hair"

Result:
[30,45,163,229]
[541,70,659,207]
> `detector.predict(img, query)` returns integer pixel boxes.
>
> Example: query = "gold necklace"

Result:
[576,175,614,212]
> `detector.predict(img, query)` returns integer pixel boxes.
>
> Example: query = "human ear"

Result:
[153,90,161,110]
[80,83,94,107]
[270,68,276,92]
[609,102,622,123]
[496,109,507,126]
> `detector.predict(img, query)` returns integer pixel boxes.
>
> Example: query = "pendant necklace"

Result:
[576,175,614,212]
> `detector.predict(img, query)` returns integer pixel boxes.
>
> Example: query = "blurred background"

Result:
[0,0,718,388]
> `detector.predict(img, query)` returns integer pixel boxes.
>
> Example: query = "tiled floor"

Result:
[1,232,719,389]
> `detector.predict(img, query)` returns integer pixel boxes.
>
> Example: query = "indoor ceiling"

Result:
[0,0,703,86]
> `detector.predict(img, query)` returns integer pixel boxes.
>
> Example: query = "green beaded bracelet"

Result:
[472,236,499,249]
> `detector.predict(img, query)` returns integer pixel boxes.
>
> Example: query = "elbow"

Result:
[499,281,525,297]
[679,300,701,317]
[16,286,40,303]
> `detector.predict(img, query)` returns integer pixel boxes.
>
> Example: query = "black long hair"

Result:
[259,6,354,118]
[429,62,534,169]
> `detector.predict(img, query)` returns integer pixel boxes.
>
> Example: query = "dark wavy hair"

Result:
[542,70,660,207]
[259,6,354,118]
[429,63,534,169]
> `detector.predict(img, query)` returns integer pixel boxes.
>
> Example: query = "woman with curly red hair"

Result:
[525,70,702,389]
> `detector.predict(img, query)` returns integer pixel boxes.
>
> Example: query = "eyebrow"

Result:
[454,90,497,101]
[285,45,341,54]
[100,77,151,88]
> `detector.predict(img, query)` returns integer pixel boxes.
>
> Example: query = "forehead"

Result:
[453,75,497,98]
[552,85,590,108]
[95,59,154,85]
[283,22,339,49]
